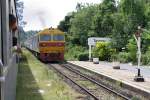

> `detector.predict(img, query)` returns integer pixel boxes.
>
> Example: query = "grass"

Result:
[64,44,88,61]
[16,48,83,100]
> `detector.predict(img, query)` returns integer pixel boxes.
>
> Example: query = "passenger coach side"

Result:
[0,0,19,100]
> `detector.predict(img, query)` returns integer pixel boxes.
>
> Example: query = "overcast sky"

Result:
[23,0,101,31]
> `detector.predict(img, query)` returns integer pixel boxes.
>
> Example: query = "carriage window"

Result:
[40,34,51,41]
[53,34,64,41]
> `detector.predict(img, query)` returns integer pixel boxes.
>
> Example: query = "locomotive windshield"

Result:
[53,34,64,41]
[40,34,51,41]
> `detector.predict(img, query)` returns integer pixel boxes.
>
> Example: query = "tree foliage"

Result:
[16,0,26,27]
[69,4,98,46]
[16,0,27,42]
[58,0,150,62]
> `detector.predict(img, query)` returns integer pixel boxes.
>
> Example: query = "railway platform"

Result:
[68,61,150,97]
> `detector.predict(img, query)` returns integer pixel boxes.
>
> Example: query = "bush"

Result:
[141,46,150,65]
[141,54,150,65]
[93,42,115,61]
[77,52,89,61]
[65,44,88,60]
[110,53,118,62]
[126,39,137,62]
[118,52,130,63]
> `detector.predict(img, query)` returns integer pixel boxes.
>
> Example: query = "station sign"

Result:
[88,37,111,46]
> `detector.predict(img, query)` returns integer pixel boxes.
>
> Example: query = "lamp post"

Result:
[134,26,144,82]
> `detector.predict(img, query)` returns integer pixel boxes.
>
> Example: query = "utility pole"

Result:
[134,26,144,82]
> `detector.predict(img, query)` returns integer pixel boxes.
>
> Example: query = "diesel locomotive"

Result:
[25,28,65,62]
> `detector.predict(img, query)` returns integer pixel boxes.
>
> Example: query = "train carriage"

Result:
[0,0,19,100]
[25,27,65,62]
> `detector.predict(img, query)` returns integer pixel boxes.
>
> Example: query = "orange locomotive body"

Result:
[25,28,65,62]
[39,28,65,61]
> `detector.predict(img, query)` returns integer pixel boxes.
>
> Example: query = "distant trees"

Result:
[25,30,40,38]
[120,0,145,29]
[16,0,27,42]
[58,3,99,46]
[93,0,117,37]
[16,0,26,27]
[58,0,150,50]
[69,4,98,46]
[58,12,74,32]
[58,0,150,63]
[112,0,146,50]
[58,1,117,46]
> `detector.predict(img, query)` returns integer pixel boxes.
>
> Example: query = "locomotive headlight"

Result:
[42,43,46,46]
[58,43,61,46]
[40,43,47,47]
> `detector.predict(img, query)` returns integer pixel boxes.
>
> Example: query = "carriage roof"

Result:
[37,28,64,35]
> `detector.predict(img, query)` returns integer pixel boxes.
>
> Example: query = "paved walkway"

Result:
[68,61,150,94]
[95,61,150,78]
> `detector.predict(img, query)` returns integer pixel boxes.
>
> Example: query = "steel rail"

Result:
[49,64,99,100]
[63,64,130,100]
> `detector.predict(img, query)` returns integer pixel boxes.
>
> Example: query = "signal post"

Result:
[134,26,144,82]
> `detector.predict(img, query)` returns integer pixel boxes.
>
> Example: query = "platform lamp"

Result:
[134,26,144,82]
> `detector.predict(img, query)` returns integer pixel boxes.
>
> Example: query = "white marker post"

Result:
[89,45,92,61]
[134,26,144,82]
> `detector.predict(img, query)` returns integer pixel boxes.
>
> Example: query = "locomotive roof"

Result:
[38,28,64,35]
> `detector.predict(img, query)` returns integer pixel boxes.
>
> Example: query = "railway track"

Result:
[48,63,130,100]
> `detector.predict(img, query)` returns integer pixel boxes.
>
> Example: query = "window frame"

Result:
[40,34,52,41]
[1,0,9,65]
[53,34,64,41]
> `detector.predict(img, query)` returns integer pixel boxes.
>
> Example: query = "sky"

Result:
[22,0,101,31]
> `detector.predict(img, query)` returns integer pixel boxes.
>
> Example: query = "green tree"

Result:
[69,4,98,46]
[58,12,74,32]
[111,13,132,51]
[92,0,117,37]
[144,2,150,28]
[16,0,26,42]
[112,0,146,51]
[126,38,137,62]
[16,0,26,27]
[120,0,145,30]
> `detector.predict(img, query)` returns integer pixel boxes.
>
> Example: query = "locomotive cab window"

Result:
[53,34,64,41]
[40,34,51,41]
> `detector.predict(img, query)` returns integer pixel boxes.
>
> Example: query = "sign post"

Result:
[134,26,144,82]
[89,45,92,61]
[88,37,111,61]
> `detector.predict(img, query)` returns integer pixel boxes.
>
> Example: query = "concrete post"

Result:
[89,45,92,61]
